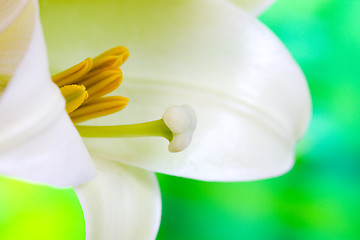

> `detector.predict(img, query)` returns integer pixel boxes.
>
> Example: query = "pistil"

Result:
[77,104,197,153]
[76,119,173,142]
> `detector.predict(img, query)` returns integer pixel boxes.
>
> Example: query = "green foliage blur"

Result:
[0,0,359,240]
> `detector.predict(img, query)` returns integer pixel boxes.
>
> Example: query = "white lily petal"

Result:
[0,0,28,33]
[0,0,96,187]
[0,0,31,79]
[41,0,311,181]
[75,156,161,240]
[227,0,275,16]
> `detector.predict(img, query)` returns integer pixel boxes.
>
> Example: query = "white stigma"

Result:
[162,105,197,153]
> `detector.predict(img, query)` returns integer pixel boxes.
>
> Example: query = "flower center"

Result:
[53,46,197,152]
[52,46,129,123]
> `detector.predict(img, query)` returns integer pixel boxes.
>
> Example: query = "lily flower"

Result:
[41,0,311,180]
[0,0,311,239]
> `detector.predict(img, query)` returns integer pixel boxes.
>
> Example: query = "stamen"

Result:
[69,96,129,123]
[91,55,122,71]
[92,46,129,67]
[60,85,89,113]
[77,67,122,86]
[51,46,130,123]
[52,58,93,87]
[84,73,122,102]
[76,105,197,153]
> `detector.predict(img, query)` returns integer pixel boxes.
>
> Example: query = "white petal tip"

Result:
[162,105,197,153]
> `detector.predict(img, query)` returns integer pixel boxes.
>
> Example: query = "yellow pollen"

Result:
[84,73,123,102]
[93,46,129,67]
[60,85,89,113]
[77,67,122,86]
[52,58,92,87]
[69,96,129,123]
[52,46,129,123]
[91,55,122,71]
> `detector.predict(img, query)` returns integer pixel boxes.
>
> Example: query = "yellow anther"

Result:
[93,46,129,67]
[78,67,122,86]
[52,58,93,87]
[52,46,129,122]
[85,73,123,102]
[91,55,122,71]
[69,96,129,123]
[60,85,89,113]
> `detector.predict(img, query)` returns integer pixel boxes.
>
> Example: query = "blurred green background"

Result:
[1,0,359,239]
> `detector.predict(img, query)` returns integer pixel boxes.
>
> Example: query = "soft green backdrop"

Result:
[1,0,359,239]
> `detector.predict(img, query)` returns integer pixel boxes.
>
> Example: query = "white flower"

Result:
[0,0,311,239]
[42,0,311,181]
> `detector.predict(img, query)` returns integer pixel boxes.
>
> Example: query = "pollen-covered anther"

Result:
[60,85,89,113]
[162,105,197,153]
[92,46,129,68]
[70,96,129,123]
[77,67,122,85]
[53,46,130,123]
[84,73,123,102]
[91,55,122,71]
[52,58,93,87]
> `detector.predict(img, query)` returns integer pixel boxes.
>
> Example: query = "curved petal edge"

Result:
[75,157,161,240]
